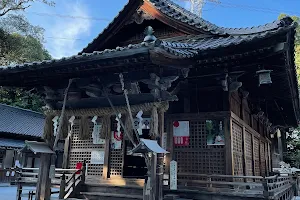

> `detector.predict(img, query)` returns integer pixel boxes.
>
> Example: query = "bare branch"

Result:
[0,0,53,17]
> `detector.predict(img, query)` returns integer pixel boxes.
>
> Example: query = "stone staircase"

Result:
[78,179,144,200]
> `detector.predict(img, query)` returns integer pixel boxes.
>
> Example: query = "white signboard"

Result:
[133,118,151,130]
[173,121,190,146]
[111,131,122,150]
[91,151,105,164]
[92,125,105,145]
[170,160,177,190]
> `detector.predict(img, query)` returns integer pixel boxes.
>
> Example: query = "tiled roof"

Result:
[0,43,146,71]
[159,25,294,57]
[0,22,294,72]
[149,0,292,35]
[80,0,294,53]
[0,138,25,148]
[0,104,44,138]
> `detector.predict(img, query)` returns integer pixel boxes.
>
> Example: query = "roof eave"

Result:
[79,0,143,54]
[285,26,300,126]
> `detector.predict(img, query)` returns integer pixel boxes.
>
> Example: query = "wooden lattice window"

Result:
[174,120,225,179]
[260,142,266,176]
[245,130,253,176]
[109,119,123,177]
[69,121,105,178]
[232,122,243,176]
[253,137,260,176]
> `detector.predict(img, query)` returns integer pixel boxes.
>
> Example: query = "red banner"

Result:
[173,136,189,146]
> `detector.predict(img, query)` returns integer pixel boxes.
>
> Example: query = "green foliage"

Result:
[285,129,300,168]
[0,87,45,112]
[0,14,51,112]
[278,14,300,167]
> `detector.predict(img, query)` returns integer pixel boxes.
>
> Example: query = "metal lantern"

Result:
[270,133,274,138]
[256,69,273,86]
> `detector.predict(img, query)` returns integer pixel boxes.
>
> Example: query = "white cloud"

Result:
[46,2,91,58]
[184,1,191,10]
[26,0,92,59]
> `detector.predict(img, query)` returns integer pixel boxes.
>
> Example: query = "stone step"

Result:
[83,183,143,196]
[80,192,143,200]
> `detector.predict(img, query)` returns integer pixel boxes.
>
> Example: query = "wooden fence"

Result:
[176,173,297,200]
[10,167,84,200]
[0,169,17,183]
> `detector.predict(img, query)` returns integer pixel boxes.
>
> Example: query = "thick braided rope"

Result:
[45,101,169,117]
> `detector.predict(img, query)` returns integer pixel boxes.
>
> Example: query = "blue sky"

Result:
[23,0,300,59]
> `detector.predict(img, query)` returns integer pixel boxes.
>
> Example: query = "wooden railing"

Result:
[59,162,86,199]
[11,167,83,200]
[0,168,16,183]
[177,173,297,200]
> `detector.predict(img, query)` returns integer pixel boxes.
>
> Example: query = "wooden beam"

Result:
[224,116,233,175]
[273,42,287,53]
[102,119,111,179]
[56,93,177,110]
[62,122,72,169]
[242,127,247,177]
[35,154,51,200]
[157,109,165,200]
[141,1,204,35]
[251,134,256,176]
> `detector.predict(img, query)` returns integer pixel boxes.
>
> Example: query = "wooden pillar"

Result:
[62,127,71,169]
[151,153,157,200]
[258,141,262,176]
[36,115,53,200]
[277,129,283,161]
[224,90,233,175]
[242,127,247,177]
[251,135,256,176]
[183,81,190,113]
[156,110,164,200]
[165,118,173,175]
[224,117,233,175]
[35,154,51,200]
[103,138,110,179]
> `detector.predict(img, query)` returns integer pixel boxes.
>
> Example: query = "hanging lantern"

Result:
[270,133,274,138]
[256,69,273,86]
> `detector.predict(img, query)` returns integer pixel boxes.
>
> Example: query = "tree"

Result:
[0,14,51,112]
[0,0,54,16]
[278,14,300,84]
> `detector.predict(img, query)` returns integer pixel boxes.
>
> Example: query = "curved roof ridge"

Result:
[150,0,293,35]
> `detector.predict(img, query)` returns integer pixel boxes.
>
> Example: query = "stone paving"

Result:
[0,185,59,200]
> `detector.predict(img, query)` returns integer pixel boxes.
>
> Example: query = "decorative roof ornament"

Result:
[144,26,157,43]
